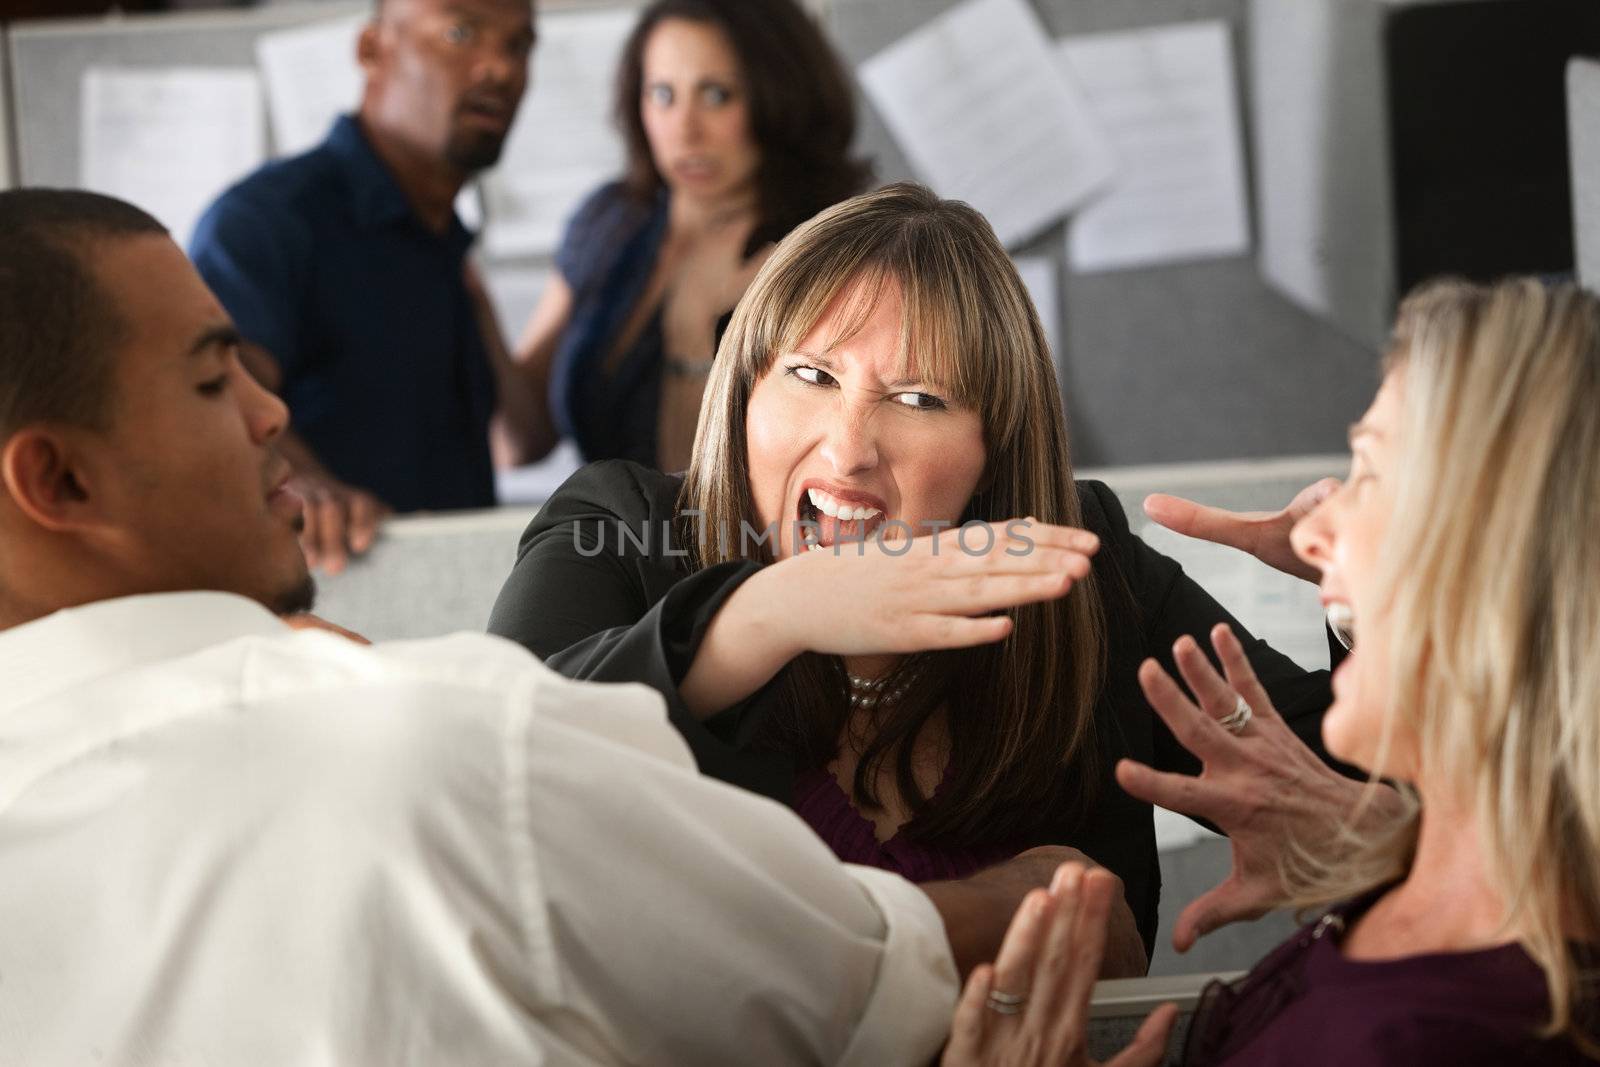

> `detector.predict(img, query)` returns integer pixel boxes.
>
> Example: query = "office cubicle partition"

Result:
[0,26,13,190]
[1569,57,1600,290]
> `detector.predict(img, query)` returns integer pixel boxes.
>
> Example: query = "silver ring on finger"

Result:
[985,988,1027,1015]
[1217,694,1253,735]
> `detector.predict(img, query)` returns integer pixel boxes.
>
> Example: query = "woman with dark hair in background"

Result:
[509,0,870,473]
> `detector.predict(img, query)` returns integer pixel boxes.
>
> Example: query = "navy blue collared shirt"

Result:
[191,115,495,512]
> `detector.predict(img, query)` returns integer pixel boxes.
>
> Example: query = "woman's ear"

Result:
[1,427,97,533]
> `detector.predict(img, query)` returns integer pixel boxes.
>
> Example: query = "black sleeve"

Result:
[487,460,792,799]
[1079,480,1351,779]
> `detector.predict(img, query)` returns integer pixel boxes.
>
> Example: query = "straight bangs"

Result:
[728,225,1036,461]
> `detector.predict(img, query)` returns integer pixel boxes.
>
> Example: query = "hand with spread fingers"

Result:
[941,863,1179,1067]
[1143,478,1340,584]
[1114,623,1405,952]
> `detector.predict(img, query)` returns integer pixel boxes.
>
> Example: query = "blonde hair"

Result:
[678,182,1107,843]
[1286,278,1600,1042]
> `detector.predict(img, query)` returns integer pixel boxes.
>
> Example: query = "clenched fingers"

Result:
[316,494,350,575]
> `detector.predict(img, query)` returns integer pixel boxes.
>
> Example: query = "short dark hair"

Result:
[0,189,167,441]
[614,0,871,245]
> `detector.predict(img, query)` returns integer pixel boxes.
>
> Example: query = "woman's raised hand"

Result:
[679,518,1098,718]
[770,518,1099,658]
[941,863,1178,1067]
[1114,624,1404,952]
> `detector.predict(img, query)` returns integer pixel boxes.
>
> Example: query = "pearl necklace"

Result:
[847,672,905,708]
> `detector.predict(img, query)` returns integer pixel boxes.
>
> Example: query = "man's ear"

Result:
[0,427,99,533]
[356,19,384,77]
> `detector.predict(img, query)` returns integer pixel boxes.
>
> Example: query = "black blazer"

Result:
[488,459,1340,955]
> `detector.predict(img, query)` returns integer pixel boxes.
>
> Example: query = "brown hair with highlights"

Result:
[680,182,1106,845]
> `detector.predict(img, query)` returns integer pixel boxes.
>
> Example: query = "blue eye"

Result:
[444,21,475,45]
[646,84,674,107]
[701,84,733,107]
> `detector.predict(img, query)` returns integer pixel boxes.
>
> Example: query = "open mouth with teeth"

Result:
[1326,602,1357,649]
[797,487,887,552]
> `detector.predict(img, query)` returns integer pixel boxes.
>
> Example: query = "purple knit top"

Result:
[792,766,1022,882]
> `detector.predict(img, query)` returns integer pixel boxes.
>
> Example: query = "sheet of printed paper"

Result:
[1138,520,1329,674]
[1141,512,1325,850]
[857,0,1116,249]
[255,14,365,157]
[1060,21,1251,272]
[480,7,634,258]
[80,67,265,247]
[1012,255,1061,358]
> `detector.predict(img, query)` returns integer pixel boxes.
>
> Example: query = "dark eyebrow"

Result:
[188,324,242,358]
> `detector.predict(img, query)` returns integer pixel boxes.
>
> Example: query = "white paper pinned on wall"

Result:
[255,14,365,158]
[1059,21,1250,273]
[857,0,1117,250]
[1139,520,1329,674]
[81,67,266,248]
[480,8,633,258]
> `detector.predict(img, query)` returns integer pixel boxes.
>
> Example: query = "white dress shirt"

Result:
[0,592,957,1066]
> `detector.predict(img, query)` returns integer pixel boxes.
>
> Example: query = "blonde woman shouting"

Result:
[949,278,1600,1065]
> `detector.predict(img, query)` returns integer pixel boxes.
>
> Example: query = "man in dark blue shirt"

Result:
[192,0,554,573]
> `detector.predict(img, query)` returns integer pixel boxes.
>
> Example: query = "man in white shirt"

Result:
[0,189,1070,1065]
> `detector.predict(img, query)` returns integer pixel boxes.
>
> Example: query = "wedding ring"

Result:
[985,989,1027,1015]
[1218,694,1253,735]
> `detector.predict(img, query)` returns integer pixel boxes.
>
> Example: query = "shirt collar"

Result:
[325,114,475,255]
[0,592,288,716]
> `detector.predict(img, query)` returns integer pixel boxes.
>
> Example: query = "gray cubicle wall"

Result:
[1570,57,1600,290]
[823,0,1381,466]
[7,0,1382,467]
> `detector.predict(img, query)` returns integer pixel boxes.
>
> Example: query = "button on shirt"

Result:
[191,116,496,512]
[0,593,957,1066]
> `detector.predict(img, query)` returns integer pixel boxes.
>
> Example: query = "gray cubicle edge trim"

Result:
[1090,971,1244,1018]
[0,25,14,191]
[1568,56,1600,290]
[1077,453,1349,496]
